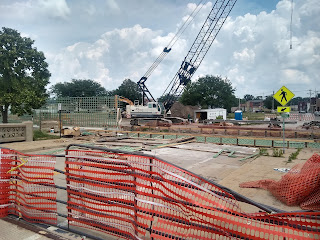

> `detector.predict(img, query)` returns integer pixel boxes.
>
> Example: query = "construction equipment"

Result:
[117,96,134,106]
[117,95,162,118]
[126,0,237,121]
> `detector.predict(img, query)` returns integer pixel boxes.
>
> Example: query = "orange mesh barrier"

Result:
[65,148,320,239]
[0,148,57,225]
[240,153,320,211]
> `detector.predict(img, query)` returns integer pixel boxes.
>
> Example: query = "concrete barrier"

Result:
[0,121,33,143]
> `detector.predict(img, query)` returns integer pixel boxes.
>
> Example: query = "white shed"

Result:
[194,108,227,122]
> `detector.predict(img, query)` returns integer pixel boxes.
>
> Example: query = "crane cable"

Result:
[166,0,207,49]
[290,0,293,49]
[141,0,207,79]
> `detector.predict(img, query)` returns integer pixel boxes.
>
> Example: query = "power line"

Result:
[290,0,294,49]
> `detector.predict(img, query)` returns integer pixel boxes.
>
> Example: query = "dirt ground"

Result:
[2,135,319,214]
[219,147,318,212]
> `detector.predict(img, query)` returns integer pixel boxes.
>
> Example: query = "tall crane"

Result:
[161,0,237,112]
[137,0,208,105]
[127,0,237,119]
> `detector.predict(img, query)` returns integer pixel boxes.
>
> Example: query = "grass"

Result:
[287,148,302,163]
[33,130,60,141]
[227,112,270,120]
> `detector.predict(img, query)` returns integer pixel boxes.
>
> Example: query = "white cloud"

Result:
[0,0,71,21]
[207,0,320,97]
[2,0,318,99]
[280,69,311,84]
[46,24,178,91]
[37,0,71,19]
[45,0,320,98]
[233,48,255,63]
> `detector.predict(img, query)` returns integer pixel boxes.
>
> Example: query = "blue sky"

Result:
[1,0,319,99]
[234,0,281,15]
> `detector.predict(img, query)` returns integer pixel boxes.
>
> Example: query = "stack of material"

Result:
[240,153,320,210]
[61,127,80,137]
[302,121,320,129]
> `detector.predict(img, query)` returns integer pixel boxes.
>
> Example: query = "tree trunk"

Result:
[2,106,8,123]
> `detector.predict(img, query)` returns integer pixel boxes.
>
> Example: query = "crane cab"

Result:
[126,101,163,118]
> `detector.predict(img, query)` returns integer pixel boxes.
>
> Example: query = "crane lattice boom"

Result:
[162,0,237,112]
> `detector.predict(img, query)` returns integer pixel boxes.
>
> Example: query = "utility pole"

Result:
[272,91,274,113]
[309,89,312,113]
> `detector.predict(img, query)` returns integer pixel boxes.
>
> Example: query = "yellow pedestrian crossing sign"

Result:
[277,106,291,113]
[273,86,295,106]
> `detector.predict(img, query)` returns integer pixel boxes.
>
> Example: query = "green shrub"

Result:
[259,148,269,156]
[272,148,284,157]
[161,129,169,132]
[287,148,302,163]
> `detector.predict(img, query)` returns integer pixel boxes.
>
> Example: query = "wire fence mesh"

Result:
[7,96,120,128]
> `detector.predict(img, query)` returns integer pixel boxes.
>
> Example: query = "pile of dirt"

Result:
[170,102,199,119]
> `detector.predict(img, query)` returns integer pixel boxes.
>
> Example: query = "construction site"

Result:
[1,0,320,239]
[1,111,320,239]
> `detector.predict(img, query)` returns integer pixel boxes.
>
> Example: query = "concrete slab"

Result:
[142,142,257,182]
[0,217,89,240]
[0,219,51,240]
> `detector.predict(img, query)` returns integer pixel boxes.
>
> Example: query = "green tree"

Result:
[0,27,51,123]
[112,79,142,102]
[157,93,178,103]
[51,79,107,98]
[289,97,310,106]
[243,94,254,101]
[264,95,281,109]
[289,97,303,105]
[179,75,237,111]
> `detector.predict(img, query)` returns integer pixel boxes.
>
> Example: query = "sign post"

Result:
[58,103,62,138]
[273,86,295,154]
[280,112,289,153]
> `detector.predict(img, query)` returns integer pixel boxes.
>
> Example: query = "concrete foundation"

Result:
[0,121,33,143]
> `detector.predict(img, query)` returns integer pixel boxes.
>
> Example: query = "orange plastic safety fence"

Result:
[65,149,320,239]
[240,153,320,211]
[0,148,57,225]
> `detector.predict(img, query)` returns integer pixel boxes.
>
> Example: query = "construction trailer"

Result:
[194,108,227,122]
